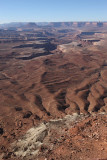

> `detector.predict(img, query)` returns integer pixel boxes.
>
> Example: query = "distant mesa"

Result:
[26,22,37,27]
[97,22,103,27]
[0,21,107,30]
[77,22,86,27]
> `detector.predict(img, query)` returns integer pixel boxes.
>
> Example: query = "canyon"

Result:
[0,22,107,160]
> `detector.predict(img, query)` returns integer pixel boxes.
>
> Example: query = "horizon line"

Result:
[0,21,107,25]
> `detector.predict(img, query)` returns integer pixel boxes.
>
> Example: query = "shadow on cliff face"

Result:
[14,42,57,60]
[13,42,57,51]
[17,52,53,60]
